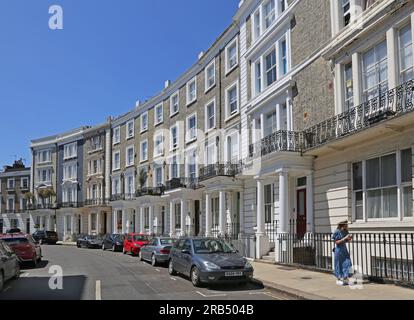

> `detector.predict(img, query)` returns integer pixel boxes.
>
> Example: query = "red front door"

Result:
[296,189,307,238]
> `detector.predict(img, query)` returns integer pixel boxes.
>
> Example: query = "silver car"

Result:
[139,237,175,266]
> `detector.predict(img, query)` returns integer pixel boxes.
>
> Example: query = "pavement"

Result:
[251,261,414,300]
[0,245,295,300]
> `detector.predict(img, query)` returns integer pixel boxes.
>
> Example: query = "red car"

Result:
[123,233,149,255]
[0,233,42,267]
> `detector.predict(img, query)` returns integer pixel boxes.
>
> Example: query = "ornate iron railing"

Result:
[198,162,242,182]
[303,80,414,150]
[85,199,107,206]
[249,130,303,159]
[59,202,83,208]
[164,178,200,191]
[135,187,164,197]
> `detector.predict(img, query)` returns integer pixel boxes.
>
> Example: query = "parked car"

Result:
[168,237,254,287]
[0,234,42,268]
[76,235,103,249]
[139,237,174,266]
[32,230,59,245]
[6,228,21,234]
[102,234,124,252]
[0,240,20,291]
[123,233,149,255]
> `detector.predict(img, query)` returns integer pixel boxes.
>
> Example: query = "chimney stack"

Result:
[165,80,171,89]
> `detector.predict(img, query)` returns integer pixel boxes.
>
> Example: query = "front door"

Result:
[194,200,200,236]
[103,212,107,234]
[296,189,307,238]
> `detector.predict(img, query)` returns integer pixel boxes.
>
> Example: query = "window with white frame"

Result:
[140,140,148,162]
[186,114,197,142]
[225,38,238,73]
[211,197,219,227]
[279,39,288,76]
[186,77,197,105]
[126,146,135,167]
[125,174,135,196]
[398,23,413,84]
[264,184,273,223]
[352,149,413,221]
[37,149,51,163]
[154,165,163,187]
[170,124,178,150]
[264,109,277,137]
[37,169,51,183]
[112,176,121,195]
[170,155,179,179]
[63,163,77,181]
[187,149,197,179]
[206,143,217,165]
[113,151,120,171]
[7,197,15,211]
[170,92,179,115]
[265,48,277,86]
[362,40,388,102]
[126,120,134,139]
[154,134,164,157]
[21,177,29,189]
[264,0,276,29]
[254,59,262,95]
[205,60,216,91]
[113,126,121,145]
[225,82,239,119]
[226,132,239,164]
[7,179,15,189]
[89,159,102,175]
[205,99,216,131]
[342,0,351,27]
[154,103,163,125]
[253,8,262,41]
[344,62,354,111]
[63,187,76,203]
[140,112,148,132]
[64,142,77,160]
[90,135,102,151]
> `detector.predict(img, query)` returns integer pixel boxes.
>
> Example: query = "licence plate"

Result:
[225,271,243,277]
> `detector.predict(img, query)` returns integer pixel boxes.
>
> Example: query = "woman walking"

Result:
[332,221,353,286]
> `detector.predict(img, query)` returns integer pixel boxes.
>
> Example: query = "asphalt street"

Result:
[0,245,295,300]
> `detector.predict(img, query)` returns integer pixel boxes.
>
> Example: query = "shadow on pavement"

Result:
[0,275,87,300]
[204,280,265,292]
[20,260,50,270]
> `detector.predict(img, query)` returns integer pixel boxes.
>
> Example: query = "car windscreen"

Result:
[46,232,57,237]
[193,239,235,254]
[113,235,124,241]
[87,236,98,240]
[133,235,148,241]
[160,239,173,245]
[2,238,29,245]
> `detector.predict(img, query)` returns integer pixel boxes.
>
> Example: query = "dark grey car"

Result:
[0,240,20,292]
[139,237,174,266]
[168,237,254,287]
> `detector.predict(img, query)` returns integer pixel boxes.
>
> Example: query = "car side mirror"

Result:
[181,249,191,255]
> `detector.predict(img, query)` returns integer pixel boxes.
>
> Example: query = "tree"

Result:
[138,169,147,188]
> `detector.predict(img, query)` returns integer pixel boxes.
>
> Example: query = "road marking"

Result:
[3,286,11,292]
[263,291,285,300]
[155,268,160,272]
[196,291,227,298]
[95,280,102,300]
[22,272,30,277]
[170,277,177,281]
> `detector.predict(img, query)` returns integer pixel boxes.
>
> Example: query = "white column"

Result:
[386,27,398,90]
[121,210,126,234]
[352,52,361,106]
[219,191,226,236]
[256,180,265,235]
[170,201,175,237]
[149,206,154,235]
[205,193,211,237]
[180,199,187,236]
[334,64,343,115]
[306,173,314,234]
[88,213,92,234]
[71,215,75,236]
[113,210,117,233]
[140,207,144,233]
[134,210,139,233]
[260,113,265,139]
[286,96,292,131]
[279,171,289,233]
[239,190,244,236]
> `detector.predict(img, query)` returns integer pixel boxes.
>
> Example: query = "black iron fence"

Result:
[249,130,303,159]
[135,187,164,197]
[199,162,243,182]
[303,80,414,150]
[277,232,414,286]
[164,177,200,191]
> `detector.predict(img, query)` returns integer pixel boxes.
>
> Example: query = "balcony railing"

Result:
[164,178,200,191]
[84,199,107,206]
[59,202,83,208]
[249,130,303,159]
[110,194,125,201]
[28,203,56,210]
[135,187,164,197]
[303,80,414,150]
[198,163,242,182]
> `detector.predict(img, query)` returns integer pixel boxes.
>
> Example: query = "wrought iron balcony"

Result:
[135,187,164,197]
[28,203,56,210]
[59,202,83,208]
[249,130,303,159]
[164,177,200,191]
[110,194,125,201]
[198,163,242,182]
[303,80,414,150]
[84,199,107,206]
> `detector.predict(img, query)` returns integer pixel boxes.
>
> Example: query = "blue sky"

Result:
[0,0,239,167]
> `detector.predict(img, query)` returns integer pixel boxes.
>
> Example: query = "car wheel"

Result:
[151,254,157,267]
[191,266,201,287]
[168,260,177,276]
[0,271,4,292]
[13,263,20,279]
[102,244,106,251]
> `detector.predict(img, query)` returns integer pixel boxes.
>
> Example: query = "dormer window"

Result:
[342,0,351,27]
